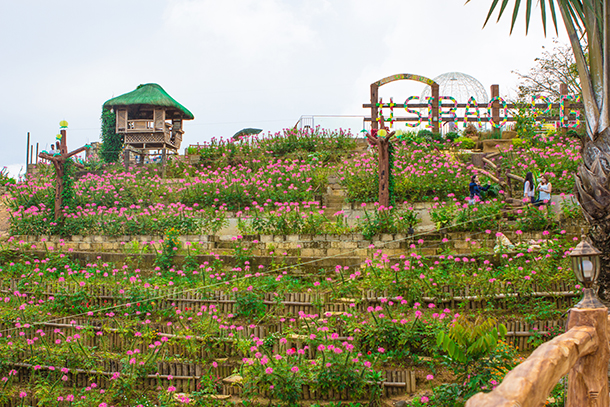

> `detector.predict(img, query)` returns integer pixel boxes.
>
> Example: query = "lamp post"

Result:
[569,232,604,309]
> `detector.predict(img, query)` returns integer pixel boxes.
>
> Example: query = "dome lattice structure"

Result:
[421,72,488,103]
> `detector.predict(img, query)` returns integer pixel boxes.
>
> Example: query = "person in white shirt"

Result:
[537,174,552,204]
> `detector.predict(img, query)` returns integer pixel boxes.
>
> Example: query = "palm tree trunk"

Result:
[588,219,610,301]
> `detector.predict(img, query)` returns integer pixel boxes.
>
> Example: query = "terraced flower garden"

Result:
[0,128,587,406]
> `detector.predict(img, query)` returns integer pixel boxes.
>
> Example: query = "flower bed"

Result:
[0,227,578,405]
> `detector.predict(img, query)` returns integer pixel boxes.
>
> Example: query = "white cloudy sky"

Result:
[0,0,568,176]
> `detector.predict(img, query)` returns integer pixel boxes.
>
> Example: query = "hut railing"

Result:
[465,307,609,407]
[126,119,155,131]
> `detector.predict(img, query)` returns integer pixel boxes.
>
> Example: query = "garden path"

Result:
[0,199,10,237]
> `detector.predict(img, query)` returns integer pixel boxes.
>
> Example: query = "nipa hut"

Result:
[103,83,194,161]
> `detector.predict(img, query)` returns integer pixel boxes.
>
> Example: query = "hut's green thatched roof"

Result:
[103,83,194,120]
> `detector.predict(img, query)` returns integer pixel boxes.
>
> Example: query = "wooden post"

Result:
[35,143,39,164]
[560,83,569,133]
[371,84,379,132]
[566,307,609,406]
[491,85,500,130]
[26,132,30,170]
[366,130,394,208]
[38,127,89,220]
[161,147,167,179]
[431,84,440,134]
[465,305,609,407]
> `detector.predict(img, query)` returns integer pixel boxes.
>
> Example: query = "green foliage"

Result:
[429,203,458,231]
[515,204,557,231]
[355,315,439,358]
[559,196,583,223]
[358,206,420,240]
[546,380,566,407]
[395,130,424,144]
[238,204,329,235]
[527,324,565,348]
[60,158,76,213]
[194,128,356,169]
[418,129,443,143]
[511,138,526,148]
[155,228,181,270]
[452,199,504,232]
[235,291,266,318]
[0,167,16,186]
[241,358,306,406]
[100,109,123,163]
[315,356,383,404]
[454,137,475,149]
[512,104,540,139]
[436,317,506,366]
[445,132,459,142]
[435,317,516,403]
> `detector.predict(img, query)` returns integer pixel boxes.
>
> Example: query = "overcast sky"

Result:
[0,0,568,176]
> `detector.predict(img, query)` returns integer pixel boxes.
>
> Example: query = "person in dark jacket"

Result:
[523,172,536,204]
[469,175,490,204]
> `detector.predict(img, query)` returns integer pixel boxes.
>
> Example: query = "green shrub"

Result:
[445,132,459,142]
[515,204,557,231]
[454,137,475,149]
[435,317,515,404]
[418,129,443,143]
[358,206,420,239]
[511,138,525,148]
[0,167,16,186]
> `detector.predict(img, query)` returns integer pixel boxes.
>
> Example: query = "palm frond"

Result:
[525,0,532,34]
[479,0,502,26]
[547,0,560,35]
[540,0,548,35]
[510,0,523,33]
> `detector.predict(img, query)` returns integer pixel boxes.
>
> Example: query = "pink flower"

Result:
[426,374,434,380]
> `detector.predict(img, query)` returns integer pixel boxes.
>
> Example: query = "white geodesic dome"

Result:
[421,72,489,103]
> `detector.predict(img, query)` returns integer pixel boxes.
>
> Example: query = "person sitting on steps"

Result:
[536,174,552,205]
[523,172,536,204]
[469,175,490,204]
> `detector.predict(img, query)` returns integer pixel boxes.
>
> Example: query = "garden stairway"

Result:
[323,175,347,217]
[321,139,370,216]
[471,151,525,199]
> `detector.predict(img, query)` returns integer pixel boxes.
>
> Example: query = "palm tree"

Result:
[472,0,610,299]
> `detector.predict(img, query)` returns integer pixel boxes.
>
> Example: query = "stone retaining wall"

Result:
[16,226,585,258]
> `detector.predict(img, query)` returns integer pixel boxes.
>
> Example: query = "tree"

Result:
[38,127,89,221]
[513,39,581,101]
[364,128,396,208]
[471,0,610,302]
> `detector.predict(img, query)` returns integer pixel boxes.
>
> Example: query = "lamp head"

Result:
[569,232,601,288]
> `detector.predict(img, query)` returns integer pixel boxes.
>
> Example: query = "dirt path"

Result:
[0,198,11,238]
